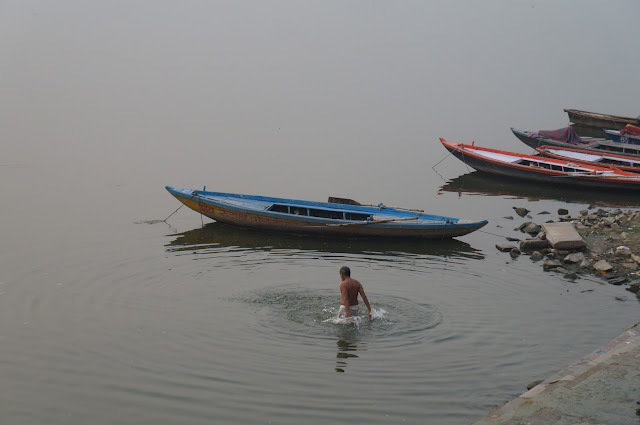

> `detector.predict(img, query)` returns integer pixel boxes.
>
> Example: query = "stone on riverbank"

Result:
[564,252,585,264]
[523,223,541,234]
[542,222,586,250]
[530,251,544,261]
[615,246,631,257]
[593,260,613,272]
[496,244,517,252]
[543,259,563,271]
[620,262,638,270]
[519,239,549,252]
[505,205,640,289]
[513,207,529,217]
[607,276,628,286]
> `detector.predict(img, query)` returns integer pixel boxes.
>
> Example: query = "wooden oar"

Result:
[326,216,420,227]
[328,197,424,212]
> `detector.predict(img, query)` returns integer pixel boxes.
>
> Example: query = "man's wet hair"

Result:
[339,266,350,277]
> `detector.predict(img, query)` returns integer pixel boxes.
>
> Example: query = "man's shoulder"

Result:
[347,278,362,288]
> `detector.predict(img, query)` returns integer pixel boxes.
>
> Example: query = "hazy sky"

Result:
[1,1,639,203]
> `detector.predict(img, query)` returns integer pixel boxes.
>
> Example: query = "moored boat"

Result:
[536,145,640,174]
[439,138,640,191]
[564,108,640,130]
[604,124,640,145]
[165,186,488,239]
[511,127,640,158]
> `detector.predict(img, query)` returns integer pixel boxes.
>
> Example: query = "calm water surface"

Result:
[1,2,640,424]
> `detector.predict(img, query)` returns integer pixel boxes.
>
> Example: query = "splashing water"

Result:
[322,307,390,328]
[371,308,389,322]
[237,286,441,344]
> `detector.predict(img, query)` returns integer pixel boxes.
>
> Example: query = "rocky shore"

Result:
[496,206,640,300]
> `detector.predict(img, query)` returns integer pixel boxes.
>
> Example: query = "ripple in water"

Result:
[235,285,442,348]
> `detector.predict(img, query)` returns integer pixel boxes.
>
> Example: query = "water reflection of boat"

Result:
[166,222,484,260]
[439,171,640,207]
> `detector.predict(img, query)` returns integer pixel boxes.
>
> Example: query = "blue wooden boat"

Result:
[165,186,488,239]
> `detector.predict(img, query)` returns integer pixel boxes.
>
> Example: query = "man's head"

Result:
[339,266,350,278]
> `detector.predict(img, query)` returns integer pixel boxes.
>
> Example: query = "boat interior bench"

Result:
[269,203,372,221]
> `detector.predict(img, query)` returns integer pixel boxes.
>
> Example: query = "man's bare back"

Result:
[338,266,371,319]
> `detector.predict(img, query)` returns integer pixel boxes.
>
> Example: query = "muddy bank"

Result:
[497,206,640,300]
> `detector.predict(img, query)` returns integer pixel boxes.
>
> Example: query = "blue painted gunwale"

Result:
[165,186,488,238]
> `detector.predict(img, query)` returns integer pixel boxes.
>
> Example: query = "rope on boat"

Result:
[432,144,472,175]
[431,149,456,181]
[163,204,185,222]
[477,229,511,239]
[431,148,455,171]
[458,145,473,173]
[163,192,199,223]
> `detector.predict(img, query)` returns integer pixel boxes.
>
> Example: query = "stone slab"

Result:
[541,222,586,250]
[471,323,640,425]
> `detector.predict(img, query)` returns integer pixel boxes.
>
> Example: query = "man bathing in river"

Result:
[337,266,372,320]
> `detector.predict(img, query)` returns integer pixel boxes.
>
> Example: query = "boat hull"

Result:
[440,139,640,191]
[511,128,640,158]
[537,146,640,174]
[166,187,487,239]
[564,109,639,130]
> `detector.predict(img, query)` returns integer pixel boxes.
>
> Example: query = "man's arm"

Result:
[340,283,352,318]
[359,285,372,319]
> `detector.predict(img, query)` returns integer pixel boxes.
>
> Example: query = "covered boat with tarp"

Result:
[604,124,640,145]
[165,186,488,239]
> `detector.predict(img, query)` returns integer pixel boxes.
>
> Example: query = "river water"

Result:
[2,2,640,424]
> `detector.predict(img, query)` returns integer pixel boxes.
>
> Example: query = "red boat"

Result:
[439,138,640,191]
[536,145,640,174]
